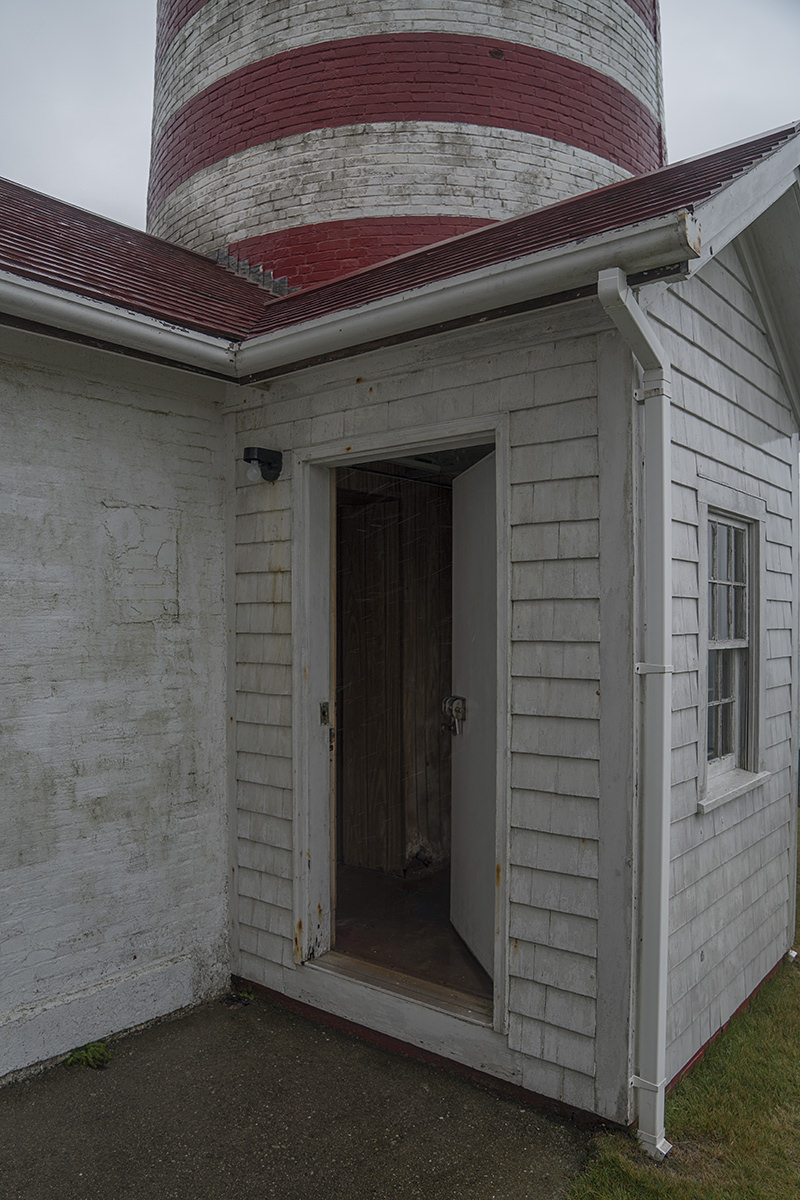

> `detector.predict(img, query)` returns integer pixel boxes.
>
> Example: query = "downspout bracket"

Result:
[631,1074,667,1093]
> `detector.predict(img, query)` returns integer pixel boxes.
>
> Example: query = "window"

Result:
[698,494,768,813]
[706,516,750,775]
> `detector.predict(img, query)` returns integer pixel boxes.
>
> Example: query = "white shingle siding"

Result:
[229,303,621,1110]
[227,243,798,1115]
[648,243,797,1080]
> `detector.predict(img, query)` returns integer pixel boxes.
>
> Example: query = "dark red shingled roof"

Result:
[0,123,798,350]
[0,178,270,339]
[244,122,800,339]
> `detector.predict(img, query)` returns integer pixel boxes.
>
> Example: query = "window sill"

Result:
[698,769,771,814]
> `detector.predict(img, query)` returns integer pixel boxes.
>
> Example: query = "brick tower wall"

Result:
[148,0,665,290]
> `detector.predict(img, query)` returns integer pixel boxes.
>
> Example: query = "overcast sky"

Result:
[1,0,798,231]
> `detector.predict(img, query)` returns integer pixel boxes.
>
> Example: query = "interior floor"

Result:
[334,864,493,1000]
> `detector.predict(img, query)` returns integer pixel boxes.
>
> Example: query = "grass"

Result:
[64,1040,112,1070]
[567,834,800,1199]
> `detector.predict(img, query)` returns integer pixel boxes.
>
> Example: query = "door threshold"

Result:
[308,950,493,1025]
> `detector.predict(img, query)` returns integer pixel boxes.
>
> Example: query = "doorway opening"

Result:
[333,444,496,1003]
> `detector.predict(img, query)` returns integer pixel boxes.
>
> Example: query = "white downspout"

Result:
[597,267,673,1159]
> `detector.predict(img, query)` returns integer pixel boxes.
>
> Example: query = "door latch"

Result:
[442,695,467,735]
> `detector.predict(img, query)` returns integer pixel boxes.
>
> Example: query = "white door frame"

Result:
[450,450,498,976]
[291,416,511,1032]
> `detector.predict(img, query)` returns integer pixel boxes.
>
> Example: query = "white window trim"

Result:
[697,490,768,814]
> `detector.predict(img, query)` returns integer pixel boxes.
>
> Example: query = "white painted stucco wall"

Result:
[1,330,231,1078]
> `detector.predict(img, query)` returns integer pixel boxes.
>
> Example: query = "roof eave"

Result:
[0,209,702,381]
[0,270,238,375]
[234,211,702,382]
[687,131,800,269]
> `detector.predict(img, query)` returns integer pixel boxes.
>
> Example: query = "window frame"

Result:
[697,495,768,813]
[706,514,750,777]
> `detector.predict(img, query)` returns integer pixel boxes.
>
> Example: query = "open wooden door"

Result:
[337,488,404,870]
[450,452,496,976]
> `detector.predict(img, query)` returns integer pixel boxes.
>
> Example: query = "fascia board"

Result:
[687,135,800,269]
[737,187,800,427]
[234,212,700,380]
[0,271,238,374]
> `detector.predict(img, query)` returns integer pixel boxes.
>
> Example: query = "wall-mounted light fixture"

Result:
[243,446,282,483]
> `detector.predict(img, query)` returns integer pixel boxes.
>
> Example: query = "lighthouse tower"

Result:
[148,1,665,291]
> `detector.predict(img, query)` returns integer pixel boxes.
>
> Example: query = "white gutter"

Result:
[0,271,237,375]
[235,213,700,379]
[597,267,673,1160]
[0,213,699,383]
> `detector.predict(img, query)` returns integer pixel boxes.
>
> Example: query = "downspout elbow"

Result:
[597,268,669,379]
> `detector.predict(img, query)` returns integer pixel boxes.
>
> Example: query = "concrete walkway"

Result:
[0,991,594,1199]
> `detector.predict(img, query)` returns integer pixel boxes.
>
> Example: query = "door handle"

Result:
[442,695,467,735]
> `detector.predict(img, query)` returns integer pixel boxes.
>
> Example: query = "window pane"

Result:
[720,650,732,700]
[708,649,735,702]
[733,527,746,582]
[720,701,734,756]
[717,523,729,580]
[708,649,720,701]
[708,582,716,640]
[716,584,731,640]
[734,584,746,639]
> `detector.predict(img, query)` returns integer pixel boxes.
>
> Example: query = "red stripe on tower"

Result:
[229,216,497,292]
[149,34,663,213]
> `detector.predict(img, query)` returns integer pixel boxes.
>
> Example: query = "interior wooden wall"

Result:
[336,467,452,872]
